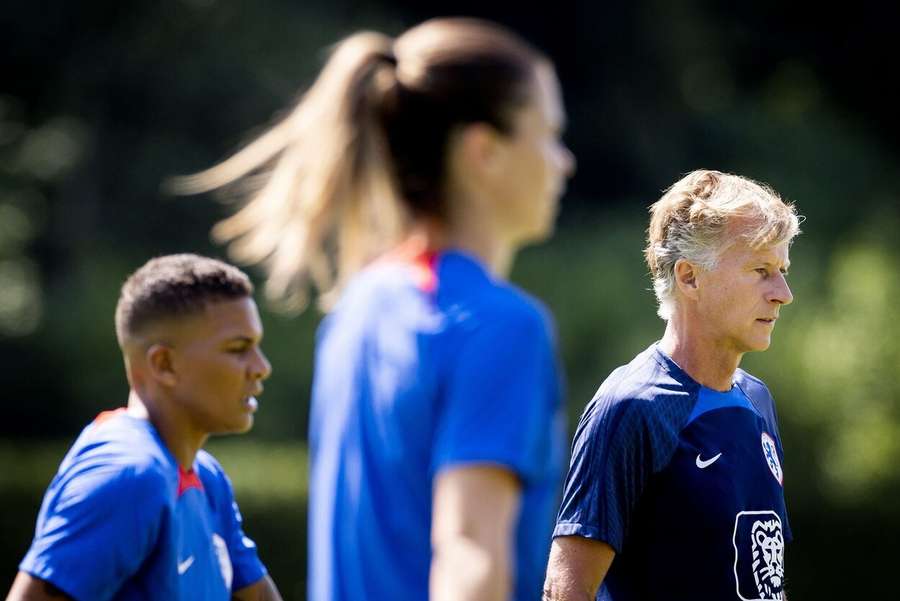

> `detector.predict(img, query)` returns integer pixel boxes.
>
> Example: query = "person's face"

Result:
[169,297,271,436]
[492,63,575,244]
[693,232,794,354]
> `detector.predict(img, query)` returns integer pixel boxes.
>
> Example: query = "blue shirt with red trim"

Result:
[308,249,565,601]
[19,411,266,601]
[554,344,791,601]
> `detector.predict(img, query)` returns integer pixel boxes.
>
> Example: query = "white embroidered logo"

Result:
[751,518,785,598]
[733,510,785,601]
[212,533,233,589]
[760,432,783,485]
[177,556,194,575]
[695,452,722,469]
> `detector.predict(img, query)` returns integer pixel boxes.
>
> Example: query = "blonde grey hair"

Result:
[645,169,801,320]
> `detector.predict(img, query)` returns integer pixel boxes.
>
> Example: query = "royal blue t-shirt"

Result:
[19,410,266,601]
[308,250,565,601]
[554,344,791,601]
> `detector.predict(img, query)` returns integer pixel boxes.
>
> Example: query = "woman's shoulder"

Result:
[437,251,551,322]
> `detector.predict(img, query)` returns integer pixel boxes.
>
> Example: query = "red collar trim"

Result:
[93,407,127,426]
[177,466,204,497]
[410,250,438,293]
[379,242,441,294]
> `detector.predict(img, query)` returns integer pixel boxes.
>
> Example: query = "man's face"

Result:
[168,297,271,436]
[694,231,794,354]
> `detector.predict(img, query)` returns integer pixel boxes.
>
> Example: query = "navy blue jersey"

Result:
[20,410,266,601]
[308,250,565,601]
[555,344,790,601]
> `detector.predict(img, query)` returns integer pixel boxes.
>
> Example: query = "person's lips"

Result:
[243,388,262,412]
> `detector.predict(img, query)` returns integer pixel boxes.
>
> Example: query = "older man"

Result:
[544,170,800,601]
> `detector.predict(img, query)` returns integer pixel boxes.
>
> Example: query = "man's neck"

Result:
[659,322,742,392]
[126,389,207,470]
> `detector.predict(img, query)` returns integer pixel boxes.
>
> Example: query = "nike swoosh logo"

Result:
[695,452,722,469]
[177,556,194,575]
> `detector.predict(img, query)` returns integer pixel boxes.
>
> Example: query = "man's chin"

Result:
[235,417,254,434]
[746,337,772,353]
[216,417,254,436]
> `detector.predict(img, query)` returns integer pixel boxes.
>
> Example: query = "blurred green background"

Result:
[2,1,898,599]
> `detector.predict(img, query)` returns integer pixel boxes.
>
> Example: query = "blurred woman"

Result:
[177,17,575,601]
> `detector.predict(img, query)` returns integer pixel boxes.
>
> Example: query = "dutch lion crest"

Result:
[733,510,785,600]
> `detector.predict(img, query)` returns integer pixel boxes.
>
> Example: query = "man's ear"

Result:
[674,258,700,300]
[146,344,178,387]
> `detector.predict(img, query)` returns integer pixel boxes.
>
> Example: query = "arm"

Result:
[542,536,615,601]
[6,572,73,601]
[232,575,282,601]
[430,465,521,601]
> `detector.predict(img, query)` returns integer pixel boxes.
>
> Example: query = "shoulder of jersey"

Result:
[474,281,549,327]
[734,368,776,406]
[80,414,180,495]
[581,346,697,436]
[596,346,691,404]
[194,450,228,484]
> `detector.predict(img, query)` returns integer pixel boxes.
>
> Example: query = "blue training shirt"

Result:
[20,410,266,601]
[555,344,791,601]
[308,249,565,601]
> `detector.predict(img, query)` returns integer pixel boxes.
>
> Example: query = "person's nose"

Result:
[768,272,793,306]
[250,346,272,381]
[560,145,576,178]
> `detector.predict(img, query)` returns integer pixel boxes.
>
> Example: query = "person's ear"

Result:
[146,344,178,387]
[674,258,700,300]
[454,122,506,178]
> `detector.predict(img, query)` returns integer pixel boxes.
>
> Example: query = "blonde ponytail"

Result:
[171,32,407,311]
[173,19,544,312]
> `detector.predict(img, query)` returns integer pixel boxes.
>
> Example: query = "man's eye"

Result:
[756,268,769,276]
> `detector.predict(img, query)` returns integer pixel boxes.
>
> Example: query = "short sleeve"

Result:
[205,464,267,591]
[432,306,558,483]
[20,464,167,601]
[553,397,670,552]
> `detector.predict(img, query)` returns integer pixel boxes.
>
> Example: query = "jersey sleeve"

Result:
[202,458,267,591]
[19,463,167,601]
[553,396,669,552]
[432,303,559,483]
